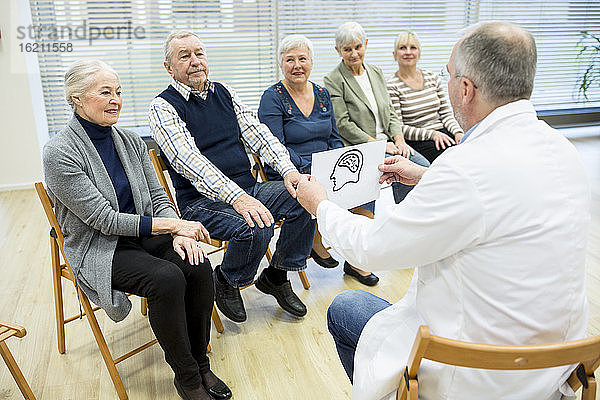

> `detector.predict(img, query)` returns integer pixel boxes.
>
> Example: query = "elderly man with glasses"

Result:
[297,21,589,400]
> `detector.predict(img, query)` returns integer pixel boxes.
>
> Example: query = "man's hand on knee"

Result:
[232,193,274,228]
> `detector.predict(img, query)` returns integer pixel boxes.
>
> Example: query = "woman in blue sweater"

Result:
[259,35,378,286]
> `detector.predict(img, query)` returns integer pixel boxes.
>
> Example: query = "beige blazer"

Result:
[323,61,404,146]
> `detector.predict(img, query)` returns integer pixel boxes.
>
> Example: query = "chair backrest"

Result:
[148,148,178,213]
[34,182,66,249]
[251,153,268,182]
[148,149,228,252]
[398,325,600,400]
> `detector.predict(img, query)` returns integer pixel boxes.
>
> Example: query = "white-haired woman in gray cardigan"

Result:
[42,59,231,400]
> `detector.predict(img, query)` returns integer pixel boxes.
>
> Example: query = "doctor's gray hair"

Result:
[454,21,537,106]
[278,35,314,65]
[335,22,367,50]
[164,30,204,65]
[64,59,118,109]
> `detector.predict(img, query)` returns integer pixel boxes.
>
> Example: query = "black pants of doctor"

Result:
[111,234,214,389]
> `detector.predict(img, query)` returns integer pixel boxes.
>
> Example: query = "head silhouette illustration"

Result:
[330,149,364,191]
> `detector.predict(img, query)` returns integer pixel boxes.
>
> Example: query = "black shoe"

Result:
[255,270,307,317]
[203,377,232,400]
[343,262,379,286]
[310,249,339,268]
[174,378,214,400]
[213,267,247,323]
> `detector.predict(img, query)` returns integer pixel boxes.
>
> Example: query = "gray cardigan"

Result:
[43,116,178,322]
[323,61,404,146]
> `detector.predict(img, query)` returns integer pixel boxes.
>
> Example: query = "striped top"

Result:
[387,69,463,141]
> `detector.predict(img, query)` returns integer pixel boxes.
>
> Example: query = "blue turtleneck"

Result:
[76,114,152,236]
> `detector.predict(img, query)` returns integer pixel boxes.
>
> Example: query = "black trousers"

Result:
[111,234,214,388]
[405,128,456,164]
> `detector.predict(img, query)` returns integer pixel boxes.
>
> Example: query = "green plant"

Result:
[576,31,600,101]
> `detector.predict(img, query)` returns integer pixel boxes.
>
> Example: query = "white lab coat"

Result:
[317,100,590,400]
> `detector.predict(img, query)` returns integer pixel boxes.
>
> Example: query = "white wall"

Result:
[0,0,48,191]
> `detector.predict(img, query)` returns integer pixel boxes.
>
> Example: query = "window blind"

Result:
[28,0,276,135]
[277,0,600,112]
[27,0,600,136]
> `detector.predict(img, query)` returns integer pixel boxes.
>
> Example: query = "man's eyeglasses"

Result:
[439,66,478,89]
[439,66,450,82]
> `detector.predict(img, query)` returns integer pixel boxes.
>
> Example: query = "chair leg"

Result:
[140,297,148,316]
[211,305,224,333]
[79,289,128,400]
[396,375,407,400]
[265,247,273,263]
[408,379,418,400]
[0,342,37,400]
[265,247,311,289]
[582,375,596,400]
[50,238,66,354]
[298,271,310,290]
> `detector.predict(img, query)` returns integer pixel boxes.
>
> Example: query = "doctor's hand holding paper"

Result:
[378,155,427,186]
[297,154,420,215]
[297,153,424,215]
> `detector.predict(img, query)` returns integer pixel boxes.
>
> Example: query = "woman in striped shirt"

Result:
[387,32,464,163]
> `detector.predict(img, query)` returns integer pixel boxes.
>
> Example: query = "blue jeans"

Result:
[391,150,430,204]
[327,289,392,382]
[182,181,315,287]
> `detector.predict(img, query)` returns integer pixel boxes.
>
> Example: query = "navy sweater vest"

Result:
[157,82,255,209]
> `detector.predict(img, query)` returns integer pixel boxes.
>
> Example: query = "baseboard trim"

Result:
[0,182,35,192]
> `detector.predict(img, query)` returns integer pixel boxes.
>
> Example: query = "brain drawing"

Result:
[330,149,364,191]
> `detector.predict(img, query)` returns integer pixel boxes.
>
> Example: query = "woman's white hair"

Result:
[278,34,313,65]
[335,22,366,50]
[64,59,118,109]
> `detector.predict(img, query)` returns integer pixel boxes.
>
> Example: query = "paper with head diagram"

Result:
[311,141,386,209]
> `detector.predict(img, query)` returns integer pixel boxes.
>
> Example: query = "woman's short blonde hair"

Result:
[64,59,118,108]
[394,31,421,52]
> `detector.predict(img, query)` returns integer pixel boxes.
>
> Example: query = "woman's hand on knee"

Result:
[172,235,206,265]
[153,218,211,243]
[173,219,211,243]
[432,131,455,150]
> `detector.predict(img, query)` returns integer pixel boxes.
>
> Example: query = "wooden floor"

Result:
[0,135,599,399]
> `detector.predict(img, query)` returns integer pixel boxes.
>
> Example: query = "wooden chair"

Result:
[0,320,36,399]
[148,149,310,290]
[250,153,311,289]
[397,325,600,400]
[147,150,225,333]
[35,181,170,400]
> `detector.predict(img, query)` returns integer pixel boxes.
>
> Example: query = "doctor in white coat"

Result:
[296,22,590,400]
